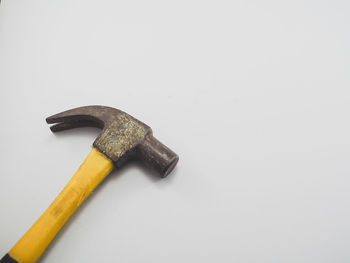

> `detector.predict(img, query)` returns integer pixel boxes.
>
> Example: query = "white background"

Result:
[1,0,350,262]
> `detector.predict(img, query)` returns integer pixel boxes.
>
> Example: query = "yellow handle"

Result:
[9,148,113,263]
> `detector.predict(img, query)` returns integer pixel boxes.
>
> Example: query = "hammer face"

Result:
[137,135,179,177]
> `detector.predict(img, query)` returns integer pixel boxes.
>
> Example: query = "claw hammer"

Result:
[1,105,179,263]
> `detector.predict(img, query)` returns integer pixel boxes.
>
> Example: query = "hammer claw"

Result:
[49,120,99,132]
[45,105,125,130]
[46,107,107,130]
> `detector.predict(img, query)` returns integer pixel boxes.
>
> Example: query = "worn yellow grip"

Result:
[8,148,113,263]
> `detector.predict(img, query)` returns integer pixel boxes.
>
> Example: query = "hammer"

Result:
[1,105,178,263]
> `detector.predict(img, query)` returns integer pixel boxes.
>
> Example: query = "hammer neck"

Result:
[137,135,179,178]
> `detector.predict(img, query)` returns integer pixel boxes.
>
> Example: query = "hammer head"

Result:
[46,106,178,177]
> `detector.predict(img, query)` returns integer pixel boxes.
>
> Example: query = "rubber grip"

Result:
[0,254,18,263]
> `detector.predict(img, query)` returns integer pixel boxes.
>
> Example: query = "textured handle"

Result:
[0,254,18,263]
[4,148,113,263]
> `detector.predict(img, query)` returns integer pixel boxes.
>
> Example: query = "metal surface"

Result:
[46,106,178,177]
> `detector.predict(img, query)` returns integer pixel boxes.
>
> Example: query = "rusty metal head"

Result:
[46,106,178,177]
